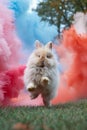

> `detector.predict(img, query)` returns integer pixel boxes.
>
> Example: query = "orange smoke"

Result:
[52,27,87,104]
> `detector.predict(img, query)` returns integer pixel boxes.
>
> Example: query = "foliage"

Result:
[35,0,87,34]
[0,100,87,130]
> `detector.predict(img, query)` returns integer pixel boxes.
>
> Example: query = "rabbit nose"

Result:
[41,56,44,59]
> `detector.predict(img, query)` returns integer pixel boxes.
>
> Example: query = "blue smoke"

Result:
[10,0,58,49]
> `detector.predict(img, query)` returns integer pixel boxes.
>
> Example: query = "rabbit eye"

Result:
[35,52,41,58]
[37,54,40,58]
[46,54,52,58]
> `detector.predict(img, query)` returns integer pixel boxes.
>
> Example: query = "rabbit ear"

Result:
[35,40,42,49]
[45,41,53,50]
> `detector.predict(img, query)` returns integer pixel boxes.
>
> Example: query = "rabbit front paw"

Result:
[41,77,49,86]
[26,83,37,92]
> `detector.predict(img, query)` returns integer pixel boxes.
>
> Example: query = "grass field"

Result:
[0,100,87,130]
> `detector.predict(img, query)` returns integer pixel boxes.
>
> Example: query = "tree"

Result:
[35,0,87,34]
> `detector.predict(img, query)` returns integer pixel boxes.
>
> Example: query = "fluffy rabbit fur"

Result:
[24,40,59,106]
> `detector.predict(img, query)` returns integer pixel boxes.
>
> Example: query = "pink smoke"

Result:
[0,3,23,70]
[0,1,25,105]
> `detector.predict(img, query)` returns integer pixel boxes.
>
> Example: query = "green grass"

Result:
[0,100,87,130]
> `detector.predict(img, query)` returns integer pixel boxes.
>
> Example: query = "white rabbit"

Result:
[24,40,59,106]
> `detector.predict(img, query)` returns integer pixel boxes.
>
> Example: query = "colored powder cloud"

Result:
[52,13,87,104]
[10,0,58,49]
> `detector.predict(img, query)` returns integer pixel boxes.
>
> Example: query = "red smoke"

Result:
[52,26,87,104]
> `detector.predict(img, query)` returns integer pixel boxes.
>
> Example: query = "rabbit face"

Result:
[28,41,57,68]
[34,48,54,67]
